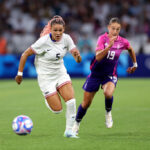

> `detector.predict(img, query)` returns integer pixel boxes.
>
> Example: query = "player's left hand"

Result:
[127,66,137,74]
[71,49,82,63]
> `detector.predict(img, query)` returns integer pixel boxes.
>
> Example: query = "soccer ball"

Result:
[12,115,33,135]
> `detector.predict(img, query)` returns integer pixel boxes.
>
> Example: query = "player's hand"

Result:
[77,56,82,63]
[75,52,82,63]
[108,36,117,48]
[127,66,137,74]
[15,75,23,84]
[72,49,82,63]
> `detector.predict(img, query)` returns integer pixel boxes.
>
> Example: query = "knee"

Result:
[103,91,113,99]
[50,108,63,114]
[45,99,63,114]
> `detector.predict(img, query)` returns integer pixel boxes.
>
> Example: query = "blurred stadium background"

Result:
[0,0,150,78]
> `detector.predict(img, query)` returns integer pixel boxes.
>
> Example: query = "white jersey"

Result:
[31,33,76,75]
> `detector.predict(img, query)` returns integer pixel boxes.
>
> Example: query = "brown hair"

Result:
[40,15,65,37]
[109,17,121,25]
[50,15,65,27]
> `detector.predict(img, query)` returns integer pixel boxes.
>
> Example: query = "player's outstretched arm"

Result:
[71,48,82,63]
[15,48,34,84]
[127,46,138,74]
[96,36,117,62]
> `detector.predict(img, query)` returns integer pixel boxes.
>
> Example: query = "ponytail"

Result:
[40,21,51,37]
[40,15,65,37]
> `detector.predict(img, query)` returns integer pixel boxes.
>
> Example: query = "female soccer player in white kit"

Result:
[15,16,81,138]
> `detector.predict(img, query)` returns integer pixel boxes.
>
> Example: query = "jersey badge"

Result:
[117,44,120,49]
[63,46,67,50]
[46,49,52,51]
[105,43,108,46]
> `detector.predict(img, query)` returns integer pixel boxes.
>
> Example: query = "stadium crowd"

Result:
[0,0,150,55]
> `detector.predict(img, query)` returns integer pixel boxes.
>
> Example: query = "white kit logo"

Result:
[117,44,120,49]
[105,43,108,46]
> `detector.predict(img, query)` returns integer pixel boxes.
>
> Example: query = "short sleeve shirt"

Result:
[90,33,130,77]
[31,33,76,74]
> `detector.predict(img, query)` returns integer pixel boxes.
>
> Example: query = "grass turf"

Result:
[0,78,150,150]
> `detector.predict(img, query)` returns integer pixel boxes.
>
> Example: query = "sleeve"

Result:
[66,35,76,51]
[30,36,46,55]
[95,35,105,51]
[123,38,130,50]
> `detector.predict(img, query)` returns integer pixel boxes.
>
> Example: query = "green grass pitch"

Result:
[0,78,150,150]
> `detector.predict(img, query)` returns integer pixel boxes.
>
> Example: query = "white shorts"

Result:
[37,73,71,98]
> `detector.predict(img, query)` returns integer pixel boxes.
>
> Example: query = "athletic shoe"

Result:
[64,130,79,138]
[72,121,80,135]
[105,111,113,128]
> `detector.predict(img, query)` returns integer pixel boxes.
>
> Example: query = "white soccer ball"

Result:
[12,115,33,135]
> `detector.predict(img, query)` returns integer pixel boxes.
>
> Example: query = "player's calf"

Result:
[45,99,63,114]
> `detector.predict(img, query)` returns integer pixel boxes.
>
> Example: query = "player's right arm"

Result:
[15,48,34,85]
[96,36,117,62]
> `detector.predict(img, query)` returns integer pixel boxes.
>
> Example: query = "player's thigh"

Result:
[102,82,115,98]
[58,83,74,102]
[37,74,57,97]
[37,74,62,111]
[46,94,62,111]
[57,73,74,102]
[82,91,96,108]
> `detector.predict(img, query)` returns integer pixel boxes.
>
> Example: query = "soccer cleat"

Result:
[105,111,113,128]
[72,121,80,135]
[64,130,79,138]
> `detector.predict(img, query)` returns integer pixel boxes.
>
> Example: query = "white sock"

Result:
[65,98,76,131]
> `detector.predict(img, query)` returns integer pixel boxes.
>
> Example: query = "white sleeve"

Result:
[66,35,76,51]
[31,36,46,55]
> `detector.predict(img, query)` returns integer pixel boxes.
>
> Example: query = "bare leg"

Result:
[76,91,96,123]
[58,83,77,133]
[82,91,96,109]
[102,81,115,99]
[102,82,115,112]
[57,83,74,102]
[72,91,96,135]
[45,93,63,114]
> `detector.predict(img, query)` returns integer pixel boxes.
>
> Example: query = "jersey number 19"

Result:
[107,51,115,60]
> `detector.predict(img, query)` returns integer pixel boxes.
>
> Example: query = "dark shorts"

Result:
[82,74,118,92]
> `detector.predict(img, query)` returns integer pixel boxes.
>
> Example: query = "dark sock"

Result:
[76,104,87,123]
[105,96,113,112]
